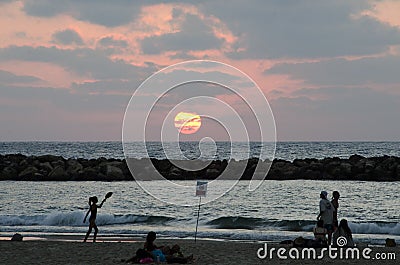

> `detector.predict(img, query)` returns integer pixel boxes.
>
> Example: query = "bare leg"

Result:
[328,231,332,246]
[84,225,93,242]
[93,224,98,242]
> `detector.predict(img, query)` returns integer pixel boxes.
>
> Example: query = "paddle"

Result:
[105,192,113,199]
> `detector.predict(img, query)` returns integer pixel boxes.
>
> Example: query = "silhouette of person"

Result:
[332,219,354,247]
[317,191,334,245]
[331,191,340,229]
[83,196,107,242]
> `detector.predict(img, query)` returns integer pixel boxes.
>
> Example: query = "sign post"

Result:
[194,180,207,243]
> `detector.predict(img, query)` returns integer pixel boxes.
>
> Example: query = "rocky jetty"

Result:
[1,154,400,181]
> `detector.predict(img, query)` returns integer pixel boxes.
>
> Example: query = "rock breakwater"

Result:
[1,154,400,181]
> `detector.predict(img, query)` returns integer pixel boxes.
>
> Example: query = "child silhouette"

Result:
[83,192,112,242]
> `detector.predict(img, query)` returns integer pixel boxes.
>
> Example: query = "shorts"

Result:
[324,224,333,232]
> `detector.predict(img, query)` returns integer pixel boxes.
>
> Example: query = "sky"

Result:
[0,0,400,141]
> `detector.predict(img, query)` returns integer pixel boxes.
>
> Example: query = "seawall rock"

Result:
[0,154,400,181]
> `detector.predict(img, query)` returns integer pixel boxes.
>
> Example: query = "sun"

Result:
[174,112,202,134]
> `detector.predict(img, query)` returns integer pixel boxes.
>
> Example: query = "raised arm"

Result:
[98,198,107,208]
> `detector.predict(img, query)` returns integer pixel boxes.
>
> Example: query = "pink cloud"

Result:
[0,61,88,88]
[361,1,400,28]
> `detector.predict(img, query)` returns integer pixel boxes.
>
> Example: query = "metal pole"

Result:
[194,196,201,243]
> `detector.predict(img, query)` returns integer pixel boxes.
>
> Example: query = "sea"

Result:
[1,141,400,244]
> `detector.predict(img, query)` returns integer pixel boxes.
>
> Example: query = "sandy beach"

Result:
[1,236,399,265]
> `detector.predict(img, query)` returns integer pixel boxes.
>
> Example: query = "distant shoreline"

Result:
[1,153,399,181]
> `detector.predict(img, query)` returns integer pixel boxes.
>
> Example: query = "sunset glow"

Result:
[174,112,202,134]
[0,0,399,141]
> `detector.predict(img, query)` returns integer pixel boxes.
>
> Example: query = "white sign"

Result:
[196,181,208,197]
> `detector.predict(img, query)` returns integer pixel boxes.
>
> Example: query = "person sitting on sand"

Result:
[144,232,193,264]
[332,219,354,247]
[317,191,334,245]
[331,191,340,230]
[313,219,328,246]
[124,248,153,264]
[144,231,167,262]
[163,244,193,264]
[83,195,108,242]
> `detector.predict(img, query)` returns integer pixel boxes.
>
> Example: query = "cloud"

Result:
[22,0,162,27]
[199,0,400,59]
[361,0,400,28]
[0,84,127,141]
[168,52,199,60]
[97,36,128,49]
[15,32,27,38]
[0,45,157,81]
[271,87,400,141]
[71,79,137,95]
[0,44,160,140]
[0,69,42,85]
[95,36,130,55]
[140,14,224,54]
[266,55,400,86]
[0,84,120,111]
[52,29,84,45]
[19,1,400,59]
[4,0,399,141]
[0,82,129,139]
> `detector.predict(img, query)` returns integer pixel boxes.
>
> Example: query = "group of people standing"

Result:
[315,190,354,247]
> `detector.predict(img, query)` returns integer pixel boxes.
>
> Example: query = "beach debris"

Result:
[385,238,396,247]
[11,233,23,241]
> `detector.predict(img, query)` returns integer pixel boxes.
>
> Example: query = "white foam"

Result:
[350,222,400,235]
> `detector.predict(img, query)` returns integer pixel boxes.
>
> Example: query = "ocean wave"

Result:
[206,217,265,229]
[2,212,400,236]
[206,216,400,235]
[350,222,400,235]
[0,212,175,227]
[206,217,315,231]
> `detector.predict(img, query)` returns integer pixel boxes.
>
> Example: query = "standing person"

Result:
[331,191,340,230]
[83,194,110,242]
[317,191,334,245]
